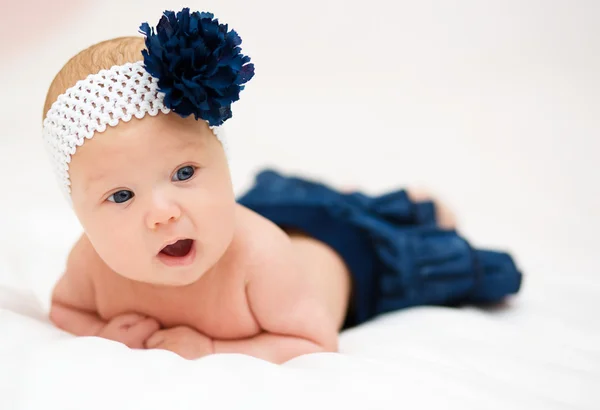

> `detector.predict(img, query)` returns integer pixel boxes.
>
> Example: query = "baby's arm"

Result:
[51,275,104,337]
[50,235,159,348]
[212,221,345,363]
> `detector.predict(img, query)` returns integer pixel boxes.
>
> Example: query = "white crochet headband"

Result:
[42,61,225,202]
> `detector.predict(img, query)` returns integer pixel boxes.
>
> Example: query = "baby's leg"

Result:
[286,230,352,331]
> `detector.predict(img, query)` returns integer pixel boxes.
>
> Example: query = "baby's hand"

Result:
[145,326,214,360]
[97,313,160,349]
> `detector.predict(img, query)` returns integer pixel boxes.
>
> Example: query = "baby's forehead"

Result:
[71,116,208,176]
[93,114,208,150]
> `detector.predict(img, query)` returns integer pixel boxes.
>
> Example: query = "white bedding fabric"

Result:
[0,210,598,410]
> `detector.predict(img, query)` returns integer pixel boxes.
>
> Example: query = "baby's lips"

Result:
[157,237,190,253]
[160,239,194,257]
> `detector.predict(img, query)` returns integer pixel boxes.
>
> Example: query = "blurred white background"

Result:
[0,0,598,292]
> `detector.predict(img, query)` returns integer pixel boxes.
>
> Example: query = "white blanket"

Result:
[1,210,598,410]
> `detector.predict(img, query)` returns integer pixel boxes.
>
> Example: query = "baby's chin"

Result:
[119,270,204,287]
[146,276,202,287]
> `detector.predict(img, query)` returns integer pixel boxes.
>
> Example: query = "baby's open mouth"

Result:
[160,239,194,258]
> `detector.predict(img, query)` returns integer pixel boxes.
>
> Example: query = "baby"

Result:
[44,9,522,364]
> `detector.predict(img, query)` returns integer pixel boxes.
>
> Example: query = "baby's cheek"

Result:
[90,225,147,279]
[196,203,235,261]
[210,203,235,239]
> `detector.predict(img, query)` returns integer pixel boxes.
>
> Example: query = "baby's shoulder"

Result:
[231,203,293,273]
[52,233,100,309]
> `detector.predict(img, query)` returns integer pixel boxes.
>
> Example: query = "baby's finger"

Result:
[130,318,161,339]
[144,328,167,348]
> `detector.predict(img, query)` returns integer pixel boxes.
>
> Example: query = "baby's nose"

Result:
[146,195,181,229]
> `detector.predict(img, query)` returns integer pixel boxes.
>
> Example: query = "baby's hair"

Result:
[42,36,145,122]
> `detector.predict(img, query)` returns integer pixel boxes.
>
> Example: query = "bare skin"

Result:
[49,113,455,364]
[52,205,350,363]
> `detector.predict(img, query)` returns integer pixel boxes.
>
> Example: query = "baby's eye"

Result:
[172,166,195,182]
[107,190,134,204]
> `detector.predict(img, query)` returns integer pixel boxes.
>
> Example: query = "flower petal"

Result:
[139,8,254,125]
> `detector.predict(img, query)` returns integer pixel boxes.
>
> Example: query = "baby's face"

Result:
[69,113,236,286]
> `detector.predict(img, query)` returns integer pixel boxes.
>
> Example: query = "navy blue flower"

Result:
[139,8,255,126]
